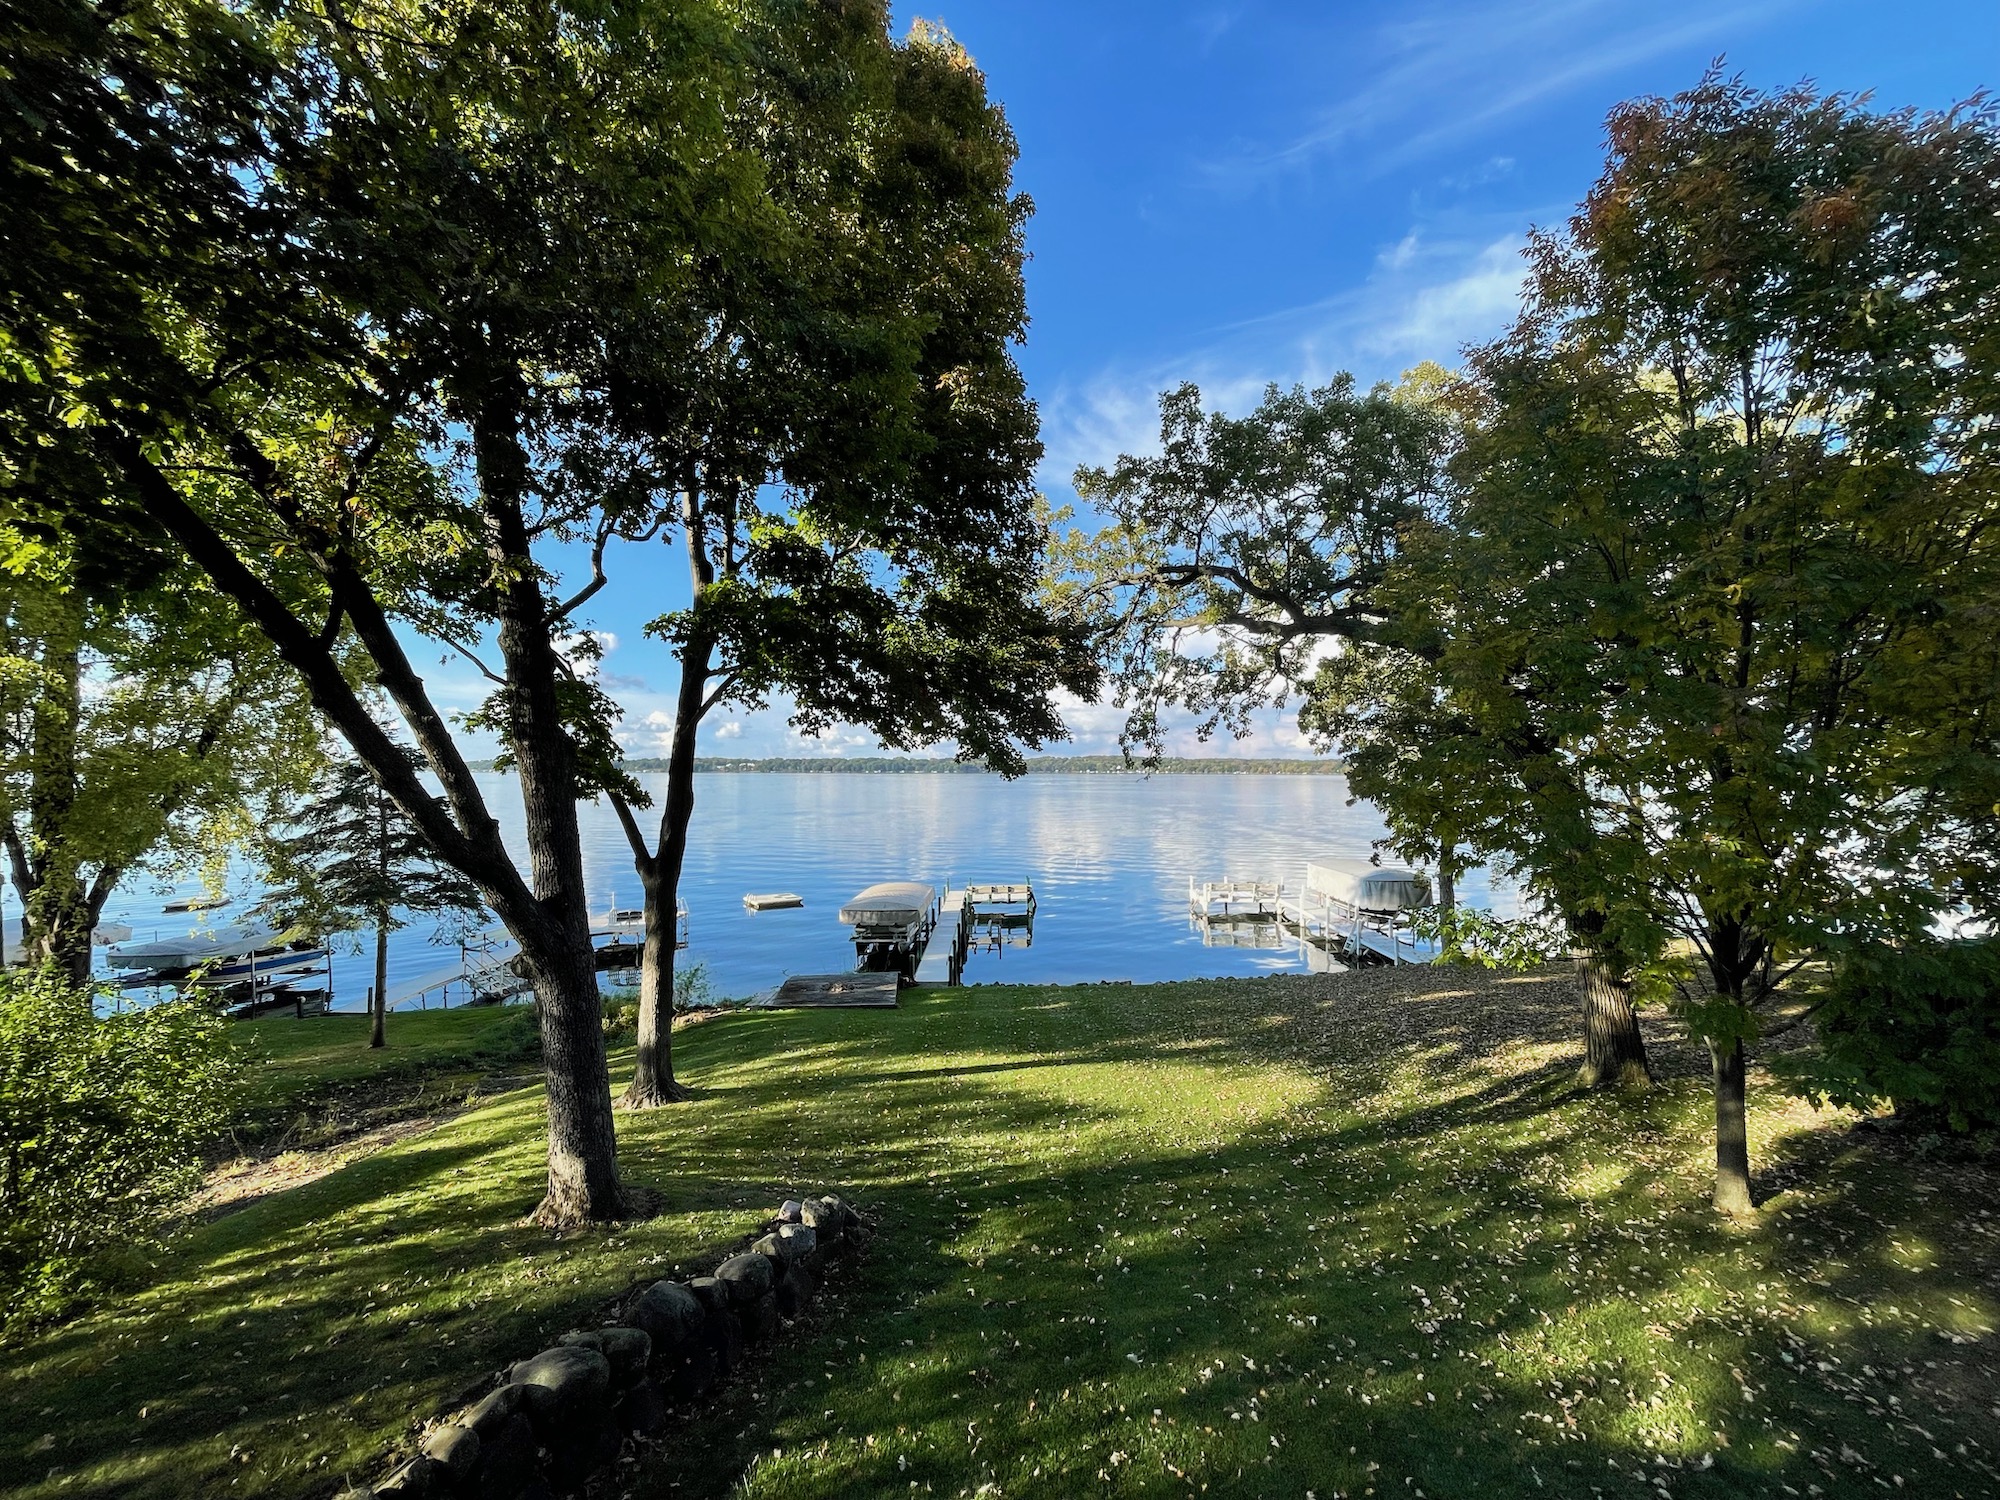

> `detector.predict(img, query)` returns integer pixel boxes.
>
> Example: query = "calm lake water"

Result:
[84,771,1517,1011]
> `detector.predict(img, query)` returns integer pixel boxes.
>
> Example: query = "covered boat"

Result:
[839,882,938,980]
[838,882,936,936]
[106,919,290,973]
[190,947,332,987]
[1306,859,1431,914]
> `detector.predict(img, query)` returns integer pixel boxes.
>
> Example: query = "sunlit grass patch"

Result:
[2,967,1996,1499]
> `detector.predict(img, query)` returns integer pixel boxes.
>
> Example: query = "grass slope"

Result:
[2,972,1995,1500]
[234,1006,543,1124]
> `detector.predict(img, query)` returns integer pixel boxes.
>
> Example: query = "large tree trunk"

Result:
[1576,954,1653,1089]
[1709,1035,1754,1215]
[119,431,624,1224]
[473,374,624,1226]
[22,596,95,987]
[621,630,710,1109]
[370,915,388,1049]
[622,861,689,1107]
[24,872,97,988]
[1568,909,1653,1090]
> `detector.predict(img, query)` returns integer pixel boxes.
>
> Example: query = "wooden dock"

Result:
[384,902,689,1012]
[831,878,1038,988]
[767,972,900,1008]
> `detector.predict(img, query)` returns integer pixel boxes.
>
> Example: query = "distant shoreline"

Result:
[467,755,1346,776]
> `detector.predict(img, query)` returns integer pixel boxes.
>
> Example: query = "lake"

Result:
[87,771,1517,1011]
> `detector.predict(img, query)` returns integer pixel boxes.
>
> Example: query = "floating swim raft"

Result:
[744,892,804,911]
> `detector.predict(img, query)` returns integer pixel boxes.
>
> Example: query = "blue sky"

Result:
[436,0,1997,762]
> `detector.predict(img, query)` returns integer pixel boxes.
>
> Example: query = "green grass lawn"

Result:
[2,971,1996,1500]
[233,1005,543,1124]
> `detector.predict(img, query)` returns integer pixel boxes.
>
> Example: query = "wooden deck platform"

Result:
[766,972,901,1009]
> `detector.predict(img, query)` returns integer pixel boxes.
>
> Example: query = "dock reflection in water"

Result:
[968,905,1034,961]
[1189,911,1348,973]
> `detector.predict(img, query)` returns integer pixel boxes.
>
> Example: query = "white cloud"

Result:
[1045,688,1335,762]
[715,721,743,740]
[1380,232,1423,273]
[783,725,878,757]
[1352,236,1526,362]
[1202,0,1800,185]
[554,629,619,678]
[1042,223,1531,494]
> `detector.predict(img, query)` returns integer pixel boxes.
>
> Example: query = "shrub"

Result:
[1408,906,1567,971]
[600,962,719,1036]
[0,973,244,1322]
[1790,938,2000,1133]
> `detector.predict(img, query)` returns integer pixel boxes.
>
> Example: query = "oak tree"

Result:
[2,0,790,1222]
[598,17,1095,1106]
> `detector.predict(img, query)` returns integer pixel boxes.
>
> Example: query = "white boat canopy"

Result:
[106,919,289,972]
[1307,859,1432,913]
[838,882,935,928]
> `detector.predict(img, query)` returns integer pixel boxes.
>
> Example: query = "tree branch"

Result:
[109,435,525,916]
[604,787,653,867]
[698,668,741,719]
[552,514,666,624]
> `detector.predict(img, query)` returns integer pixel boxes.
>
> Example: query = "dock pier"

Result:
[914,890,971,986]
[837,879,1035,988]
[1189,863,1440,968]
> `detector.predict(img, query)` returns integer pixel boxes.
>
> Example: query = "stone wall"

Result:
[337,1193,869,1500]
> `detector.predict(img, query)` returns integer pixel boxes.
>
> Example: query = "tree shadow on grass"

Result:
[626,977,2000,1500]
[5,970,1995,1500]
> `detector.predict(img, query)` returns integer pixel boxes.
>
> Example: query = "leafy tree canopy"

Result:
[1322,74,2000,1209]
[1068,374,1453,759]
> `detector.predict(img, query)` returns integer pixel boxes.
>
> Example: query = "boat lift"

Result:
[1189,859,1440,967]
[836,878,1036,988]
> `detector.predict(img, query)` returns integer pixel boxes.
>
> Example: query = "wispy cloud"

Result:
[1202,0,1802,186]
[1042,222,1532,485]
[1189,4,1247,52]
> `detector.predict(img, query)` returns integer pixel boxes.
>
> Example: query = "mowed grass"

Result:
[234,1005,544,1123]
[3,970,1997,1500]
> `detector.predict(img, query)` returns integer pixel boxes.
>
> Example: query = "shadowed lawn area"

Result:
[234,1005,544,1121]
[2,970,1996,1499]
